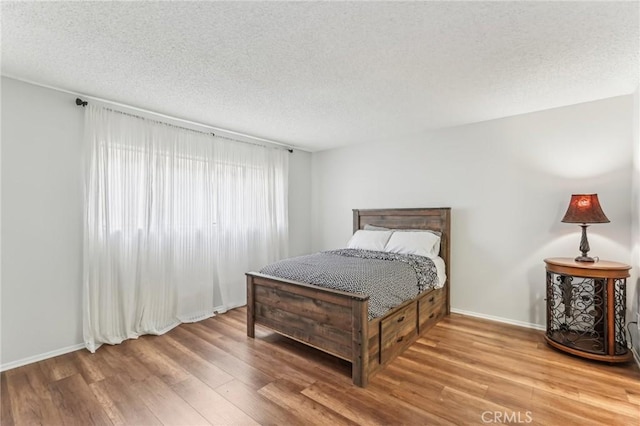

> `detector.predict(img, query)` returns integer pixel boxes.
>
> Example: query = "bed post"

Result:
[351,298,369,387]
[352,209,361,233]
[246,274,255,338]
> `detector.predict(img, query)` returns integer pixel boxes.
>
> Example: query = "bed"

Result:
[246,207,451,387]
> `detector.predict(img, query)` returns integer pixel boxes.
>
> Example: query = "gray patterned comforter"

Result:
[259,249,438,320]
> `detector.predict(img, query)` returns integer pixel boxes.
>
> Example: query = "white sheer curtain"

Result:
[83,105,288,352]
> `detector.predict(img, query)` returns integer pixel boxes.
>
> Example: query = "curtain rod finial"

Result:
[76,98,88,107]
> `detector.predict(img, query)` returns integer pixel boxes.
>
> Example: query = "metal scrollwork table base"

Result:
[544,257,632,363]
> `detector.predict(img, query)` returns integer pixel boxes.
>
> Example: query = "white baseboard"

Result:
[450,308,546,331]
[0,304,249,373]
[1,343,85,372]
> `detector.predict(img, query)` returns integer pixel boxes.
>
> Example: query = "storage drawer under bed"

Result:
[418,289,446,332]
[380,301,418,364]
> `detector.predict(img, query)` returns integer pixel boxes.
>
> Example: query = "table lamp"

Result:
[561,194,609,262]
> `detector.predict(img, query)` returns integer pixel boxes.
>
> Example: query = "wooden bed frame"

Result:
[246,207,451,387]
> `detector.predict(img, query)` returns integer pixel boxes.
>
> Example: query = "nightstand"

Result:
[544,257,632,362]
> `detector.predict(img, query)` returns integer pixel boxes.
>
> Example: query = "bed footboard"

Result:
[246,273,371,386]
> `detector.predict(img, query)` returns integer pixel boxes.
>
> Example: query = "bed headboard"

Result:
[353,208,451,311]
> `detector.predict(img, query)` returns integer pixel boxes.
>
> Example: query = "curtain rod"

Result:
[3,73,301,151]
[75,97,293,153]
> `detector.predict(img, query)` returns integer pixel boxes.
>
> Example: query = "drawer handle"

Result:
[429,296,435,303]
[397,315,405,323]
[429,313,435,319]
[396,336,404,343]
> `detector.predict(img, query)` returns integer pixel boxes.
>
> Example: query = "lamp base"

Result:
[575,255,596,263]
[575,224,595,262]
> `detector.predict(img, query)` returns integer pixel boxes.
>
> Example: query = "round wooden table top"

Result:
[544,257,631,271]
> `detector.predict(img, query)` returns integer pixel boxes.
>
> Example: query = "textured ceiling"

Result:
[2,2,638,151]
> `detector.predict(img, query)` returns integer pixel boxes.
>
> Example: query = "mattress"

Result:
[259,248,444,320]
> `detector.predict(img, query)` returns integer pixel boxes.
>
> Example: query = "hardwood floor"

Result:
[2,309,639,425]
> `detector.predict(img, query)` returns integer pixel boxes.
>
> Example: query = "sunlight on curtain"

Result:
[83,105,288,352]
[215,139,289,307]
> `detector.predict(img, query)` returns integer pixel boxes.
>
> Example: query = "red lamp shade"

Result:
[561,194,609,224]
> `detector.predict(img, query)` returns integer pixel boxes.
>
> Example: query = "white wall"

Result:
[288,149,312,257]
[312,95,634,328]
[632,88,640,357]
[0,76,312,368]
[1,77,85,366]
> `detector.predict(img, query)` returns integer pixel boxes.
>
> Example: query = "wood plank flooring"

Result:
[2,308,639,425]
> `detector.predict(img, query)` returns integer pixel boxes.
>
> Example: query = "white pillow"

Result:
[383,231,441,258]
[347,230,393,251]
